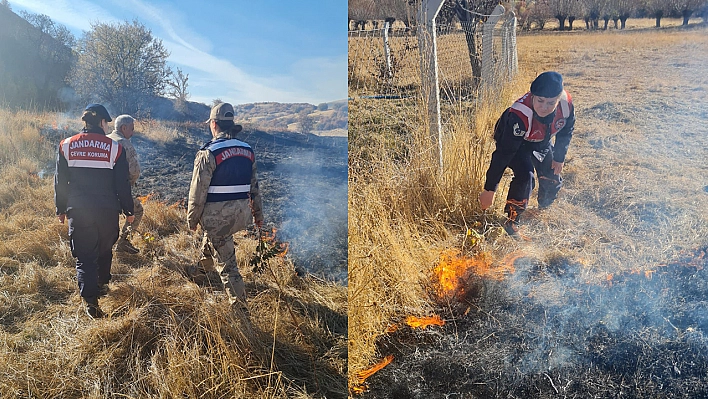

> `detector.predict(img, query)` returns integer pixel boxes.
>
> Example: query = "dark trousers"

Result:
[505,143,563,221]
[68,208,119,298]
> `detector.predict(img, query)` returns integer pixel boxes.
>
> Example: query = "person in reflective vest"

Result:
[479,71,576,236]
[54,103,135,318]
[187,102,264,309]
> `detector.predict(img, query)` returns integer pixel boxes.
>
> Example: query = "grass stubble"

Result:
[348,22,708,395]
[0,108,347,398]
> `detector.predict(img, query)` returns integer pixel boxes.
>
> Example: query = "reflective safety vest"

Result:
[508,90,572,143]
[60,133,121,169]
[204,138,255,202]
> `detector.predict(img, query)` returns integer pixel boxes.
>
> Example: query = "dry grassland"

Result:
[0,109,347,398]
[349,24,708,395]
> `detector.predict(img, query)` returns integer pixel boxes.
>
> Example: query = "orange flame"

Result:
[405,315,445,329]
[434,250,515,297]
[356,355,394,385]
[385,323,399,334]
[278,242,289,257]
[138,193,155,204]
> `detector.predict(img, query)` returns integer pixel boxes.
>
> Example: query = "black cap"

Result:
[84,103,112,122]
[530,71,563,98]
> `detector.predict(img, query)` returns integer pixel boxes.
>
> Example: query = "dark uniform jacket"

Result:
[54,127,134,216]
[484,91,575,192]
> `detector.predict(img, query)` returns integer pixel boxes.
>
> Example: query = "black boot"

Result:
[116,234,139,254]
[84,296,104,319]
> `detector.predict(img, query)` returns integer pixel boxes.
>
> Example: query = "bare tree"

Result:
[166,67,189,112]
[581,0,610,29]
[379,0,417,28]
[516,1,554,30]
[349,0,375,30]
[19,11,76,48]
[70,20,170,115]
[673,0,707,25]
[435,0,497,83]
[644,0,668,27]
[546,0,583,30]
[608,0,639,29]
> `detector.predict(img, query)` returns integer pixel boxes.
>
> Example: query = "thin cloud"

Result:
[11,0,117,32]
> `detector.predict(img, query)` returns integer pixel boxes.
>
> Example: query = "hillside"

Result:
[0,5,73,110]
[233,100,348,137]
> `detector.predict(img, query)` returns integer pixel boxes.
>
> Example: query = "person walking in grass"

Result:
[187,102,264,309]
[479,71,576,236]
[107,114,143,254]
[54,104,134,318]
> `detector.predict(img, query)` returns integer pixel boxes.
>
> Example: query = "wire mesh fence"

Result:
[348,10,518,138]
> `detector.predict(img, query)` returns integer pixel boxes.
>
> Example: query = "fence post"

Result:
[383,18,394,78]
[418,0,445,173]
[481,5,505,91]
[501,12,518,81]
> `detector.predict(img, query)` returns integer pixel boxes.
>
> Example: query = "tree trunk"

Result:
[620,16,628,29]
[557,16,566,31]
[462,22,482,83]
[585,18,591,30]
[568,16,576,30]
[683,10,691,26]
[603,18,609,30]
[612,18,619,29]
[655,11,663,28]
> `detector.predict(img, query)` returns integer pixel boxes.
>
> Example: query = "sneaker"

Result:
[97,284,109,297]
[116,238,139,254]
[84,297,104,319]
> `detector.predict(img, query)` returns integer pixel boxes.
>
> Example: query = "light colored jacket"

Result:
[107,130,141,186]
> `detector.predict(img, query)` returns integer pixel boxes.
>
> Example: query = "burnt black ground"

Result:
[42,125,348,282]
[364,248,708,398]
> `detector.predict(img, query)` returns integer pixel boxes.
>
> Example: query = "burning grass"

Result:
[349,24,708,397]
[0,109,347,398]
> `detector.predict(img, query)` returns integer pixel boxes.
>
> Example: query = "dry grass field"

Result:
[349,23,708,397]
[0,110,347,398]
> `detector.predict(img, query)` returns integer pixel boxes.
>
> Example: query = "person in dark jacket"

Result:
[54,104,135,318]
[479,71,575,236]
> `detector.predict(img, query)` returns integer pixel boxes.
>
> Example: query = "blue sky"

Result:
[8,0,347,105]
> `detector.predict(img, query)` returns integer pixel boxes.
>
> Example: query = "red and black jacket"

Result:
[54,127,134,216]
[484,91,575,192]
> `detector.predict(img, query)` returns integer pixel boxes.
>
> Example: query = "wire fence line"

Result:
[349,7,518,147]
